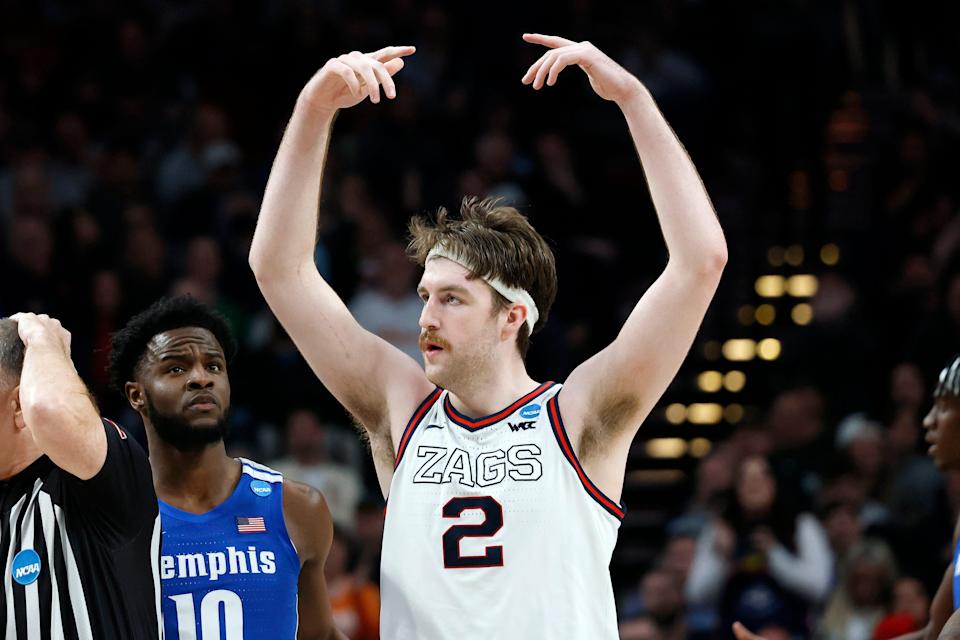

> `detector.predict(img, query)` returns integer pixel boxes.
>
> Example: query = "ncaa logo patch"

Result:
[250,480,273,497]
[519,404,541,420]
[12,549,41,586]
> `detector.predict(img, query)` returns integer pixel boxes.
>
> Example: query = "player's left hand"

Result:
[521,33,643,105]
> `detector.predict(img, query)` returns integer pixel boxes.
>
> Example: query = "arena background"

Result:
[2,1,959,637]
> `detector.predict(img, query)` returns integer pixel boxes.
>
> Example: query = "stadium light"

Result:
[722,339,756,361]
[786,274,818,297]
[785,245,804,266]
[697,371,723,393]
[792,303,813,325]
[724,371,746,392]
[688,403,723,424]
[646,438,687,459]
[665,403,687,425]
[757,338,781,360]
[821,243,840,266]
[755,304,776,325]
[724,404,744,423]
[689,438,712,458]
[755,275,785,298]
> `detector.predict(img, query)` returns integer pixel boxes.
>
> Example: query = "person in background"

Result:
[819,538,899,640]
[686,455,832,636]
[270,407,363,530]
[349,241,424,362]
[327,527,380,640]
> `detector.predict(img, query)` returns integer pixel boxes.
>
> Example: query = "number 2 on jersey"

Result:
[169,589,243,640]
[442,496,504,568]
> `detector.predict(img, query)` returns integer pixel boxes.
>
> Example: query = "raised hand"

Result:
[302,46,416,112]
[521,33,643,106]
[10,312,72,357]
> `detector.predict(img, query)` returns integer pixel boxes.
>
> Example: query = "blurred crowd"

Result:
[2,1,960,638]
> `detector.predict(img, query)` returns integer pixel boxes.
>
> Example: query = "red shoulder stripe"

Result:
[395,388,443,467]
[547,396,625,520]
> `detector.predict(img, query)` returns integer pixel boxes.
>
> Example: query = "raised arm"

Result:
[763,514,832,602]
[521,34,727,500]
[249,46,433,486]
[12,313,106,480]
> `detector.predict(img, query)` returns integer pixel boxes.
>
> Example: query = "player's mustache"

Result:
[419,331,452,351]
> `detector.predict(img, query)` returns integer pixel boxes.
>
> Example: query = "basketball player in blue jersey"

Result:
[888,354,960,640]
[250,34,727,639]
[107,296,346,640]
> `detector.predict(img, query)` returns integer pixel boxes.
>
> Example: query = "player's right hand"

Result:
[302,46,415,112]
[9,312,72,357]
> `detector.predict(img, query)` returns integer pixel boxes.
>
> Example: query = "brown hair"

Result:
[407,197,557,358]
[0,319,25,387]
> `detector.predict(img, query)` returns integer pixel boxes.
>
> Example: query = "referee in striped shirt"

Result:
[0,313,161,638]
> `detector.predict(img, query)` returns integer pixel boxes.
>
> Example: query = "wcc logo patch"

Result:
[12,549,42,586]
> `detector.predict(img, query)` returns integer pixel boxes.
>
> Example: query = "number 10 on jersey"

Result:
[169,589,243,640]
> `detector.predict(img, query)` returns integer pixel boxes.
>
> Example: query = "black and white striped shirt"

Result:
[1,419,162,639]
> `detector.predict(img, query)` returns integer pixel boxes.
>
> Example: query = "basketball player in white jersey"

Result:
[249,33,727,639]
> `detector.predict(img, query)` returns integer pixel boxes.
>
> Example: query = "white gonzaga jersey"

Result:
[380,382,624,639]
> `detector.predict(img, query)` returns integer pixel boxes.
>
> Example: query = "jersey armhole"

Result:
[546,393,626,521]
[241,459,300,570]
[275,478,302,570]
[394,387,443,468]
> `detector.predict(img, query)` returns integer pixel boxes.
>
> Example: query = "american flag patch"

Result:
[236,517,266,533]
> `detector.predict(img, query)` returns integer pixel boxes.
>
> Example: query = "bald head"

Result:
[0,319,25,388]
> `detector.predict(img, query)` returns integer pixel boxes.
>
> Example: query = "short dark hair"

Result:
[0,319,25,386]
[108,296,238,396]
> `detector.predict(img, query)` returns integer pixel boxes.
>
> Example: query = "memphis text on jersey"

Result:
[160,544,277,582]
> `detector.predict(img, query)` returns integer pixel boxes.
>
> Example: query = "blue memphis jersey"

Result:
[159,459,300,640]
[954,536,960,611]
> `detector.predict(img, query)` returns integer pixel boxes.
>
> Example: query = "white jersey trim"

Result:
[240,459,284,484]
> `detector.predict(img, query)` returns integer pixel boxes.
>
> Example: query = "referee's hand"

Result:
[9,312,72,358]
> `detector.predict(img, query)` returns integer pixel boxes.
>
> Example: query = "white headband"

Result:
[426,245,540,333]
